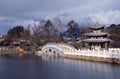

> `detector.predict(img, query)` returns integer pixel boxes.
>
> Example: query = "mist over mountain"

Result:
[1,0,120,35]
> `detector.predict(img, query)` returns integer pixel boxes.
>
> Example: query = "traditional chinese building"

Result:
[83,24,111,50]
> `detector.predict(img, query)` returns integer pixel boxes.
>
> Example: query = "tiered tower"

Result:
[83,24,111,50]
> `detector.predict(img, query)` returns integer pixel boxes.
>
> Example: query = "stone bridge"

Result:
[41,43,76,57]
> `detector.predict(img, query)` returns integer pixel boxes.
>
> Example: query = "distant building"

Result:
[83,23,111,50]
[11,39,30,46]
[0,35,10,46]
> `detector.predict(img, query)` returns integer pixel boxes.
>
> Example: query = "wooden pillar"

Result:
[85,43,88,48]
[99,43,101,48]
[91,43,94,49]
[105,42,108,49]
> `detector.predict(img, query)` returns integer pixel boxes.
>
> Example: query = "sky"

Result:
[0,0,120,34]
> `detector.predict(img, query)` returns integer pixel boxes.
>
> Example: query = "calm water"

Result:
[0,56,120,79]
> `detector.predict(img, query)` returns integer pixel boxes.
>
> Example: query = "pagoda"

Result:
[83,23,111,50]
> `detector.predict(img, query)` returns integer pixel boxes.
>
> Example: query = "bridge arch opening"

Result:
[41,43,76,57]
[53,51,56,54]
[49,49,52,52]
[42,46,63,57]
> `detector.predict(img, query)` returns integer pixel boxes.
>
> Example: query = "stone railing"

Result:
[41,43,120,59]
[64,48,120,59]
[42,42,76,51]
[0,47,9,52]
[42,43,63,52]
[57,43,75,49]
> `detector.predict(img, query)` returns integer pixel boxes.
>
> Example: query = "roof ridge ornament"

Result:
[96,21,99,27]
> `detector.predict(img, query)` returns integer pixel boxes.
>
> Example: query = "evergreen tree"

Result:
[108,24,120,47]
[67,20,78,46]
[7,26,30,40]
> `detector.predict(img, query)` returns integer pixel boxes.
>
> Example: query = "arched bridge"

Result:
[41,43,76,57]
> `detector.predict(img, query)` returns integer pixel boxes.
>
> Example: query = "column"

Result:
[105,42,108,49]
[91,43,94,49]
[99,43,101,48]
[85,43,88,48]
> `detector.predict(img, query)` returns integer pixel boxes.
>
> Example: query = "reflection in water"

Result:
[0,56,120,79]
[19,53,23,58]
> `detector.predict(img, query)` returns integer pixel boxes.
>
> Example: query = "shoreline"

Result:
[63,54,120,64]
[1,46,120,64]
[1,51,120,64]
[0,49,35,58]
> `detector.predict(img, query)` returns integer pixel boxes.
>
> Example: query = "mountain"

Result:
[62,27,81,38]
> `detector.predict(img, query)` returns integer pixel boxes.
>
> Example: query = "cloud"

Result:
[0,0,120,34]
[0,16,39,34]
[43,0,117,23]
[85,10,120,25]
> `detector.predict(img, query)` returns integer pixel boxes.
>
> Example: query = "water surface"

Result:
[0,56,120,79]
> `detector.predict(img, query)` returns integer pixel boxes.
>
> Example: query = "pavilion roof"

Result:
[83,38,111,43]
[84,32,108,36]
[89,24,104,30]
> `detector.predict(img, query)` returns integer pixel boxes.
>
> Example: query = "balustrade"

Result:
[41,43,120,59]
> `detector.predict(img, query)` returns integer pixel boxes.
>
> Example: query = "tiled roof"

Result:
[83,38,111,43]
[84,32,108,36]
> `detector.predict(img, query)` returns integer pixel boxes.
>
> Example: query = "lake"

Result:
[0,55,120,79]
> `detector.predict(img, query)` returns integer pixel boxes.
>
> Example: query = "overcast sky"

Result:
[0,0,120,34]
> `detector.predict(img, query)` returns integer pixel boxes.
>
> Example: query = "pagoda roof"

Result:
[89,24,104,30]
[83,38,111,43]
[84,32,108,36]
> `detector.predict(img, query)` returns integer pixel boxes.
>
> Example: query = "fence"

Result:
[64,48,120,59]
[41,43,120,59]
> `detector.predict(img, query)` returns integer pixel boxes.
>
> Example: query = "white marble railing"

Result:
[64,48,120,59]
[57,43,75,49]
[41,43,120,59]
[42,42,76,52]
[42,43,63,52]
